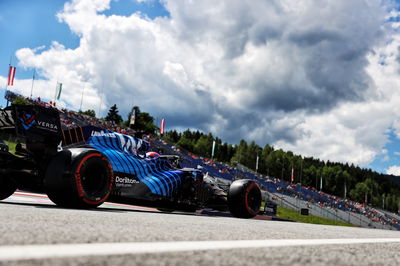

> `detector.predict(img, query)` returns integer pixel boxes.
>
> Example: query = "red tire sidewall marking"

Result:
[75,153,113,205]
[244,182,259,216]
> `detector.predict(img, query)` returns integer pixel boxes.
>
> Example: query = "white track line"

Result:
[1,238,400,261]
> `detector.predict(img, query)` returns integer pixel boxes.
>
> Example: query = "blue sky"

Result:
[0,0,399,175]
[0,0,168,81]
[0,0,169,108]
[368,131,400,174]
[0,0,75,77]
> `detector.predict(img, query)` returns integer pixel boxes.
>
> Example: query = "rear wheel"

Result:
[45,148,114,208]
[228,179,261,218]
[0,176,16,200]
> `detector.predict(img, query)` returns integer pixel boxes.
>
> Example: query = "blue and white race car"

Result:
[0,103,261,218]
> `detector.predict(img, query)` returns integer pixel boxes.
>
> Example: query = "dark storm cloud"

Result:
[107,0,387,146]
[212,104,302,145]
[220,5,382,116]
[159,0,385,145]
[288,29,342,47]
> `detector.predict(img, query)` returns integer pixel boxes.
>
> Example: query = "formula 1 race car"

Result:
[0,103,262,218]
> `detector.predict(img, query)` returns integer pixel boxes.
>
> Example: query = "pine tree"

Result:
[127,106,157,134]
[79,109,96,118]
[105,104,122,124]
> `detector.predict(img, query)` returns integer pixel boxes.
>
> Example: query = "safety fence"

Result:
[265,191,396,230]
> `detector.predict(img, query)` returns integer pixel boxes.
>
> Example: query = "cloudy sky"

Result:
[1,0,400,175]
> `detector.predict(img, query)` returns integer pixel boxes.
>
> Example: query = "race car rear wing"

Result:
[0,104,62,147]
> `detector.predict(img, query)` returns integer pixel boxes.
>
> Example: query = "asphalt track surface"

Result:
[1,193,400,265]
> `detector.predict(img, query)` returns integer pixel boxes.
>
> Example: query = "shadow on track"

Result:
[0,199,238,219]
[0,200,205,217]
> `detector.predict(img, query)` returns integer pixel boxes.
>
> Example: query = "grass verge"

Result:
[276,206,355,227]
[4,140,16,154]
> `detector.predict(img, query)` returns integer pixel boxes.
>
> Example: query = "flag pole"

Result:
[80,86,85,111]
[30,68,35,99]
[98,81,104,118]
[5,66,9,107]
[54,81,58,103]
[255,154,259,173]
[211,140,216,159]
[5,55,12,93]
[98,92,102,118]
[5,68,9,93]
[6,56,11,91]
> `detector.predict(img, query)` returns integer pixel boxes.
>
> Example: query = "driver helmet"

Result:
[146,151,160,159]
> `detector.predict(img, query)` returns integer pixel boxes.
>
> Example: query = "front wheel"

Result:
[45,148,114,208]
[228,179,261,218]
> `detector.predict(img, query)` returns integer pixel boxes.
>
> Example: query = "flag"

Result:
[256,155,259,172]
[129,108,136,126]
[7,66,16,86]
[211,140,216,158]
[291,167,294,183]
[320,176,323,190]
[160,118,165,135]
[30,68,36,98]
[56,83,62,100]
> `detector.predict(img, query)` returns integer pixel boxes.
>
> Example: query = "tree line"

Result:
[164,129,400,212]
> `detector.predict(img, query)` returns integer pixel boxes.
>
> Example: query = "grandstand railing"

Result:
[268,192,350,224]
[265,191,396,230]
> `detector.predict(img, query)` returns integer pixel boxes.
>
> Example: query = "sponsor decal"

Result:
[91,131,117,138]
[36,120,58,131]
[115,176,140,187]
[20,114,36,130]
[19,113,58,132]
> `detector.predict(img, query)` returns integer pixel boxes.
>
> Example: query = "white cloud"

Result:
[387,165,400,176]
[7,0,400,166]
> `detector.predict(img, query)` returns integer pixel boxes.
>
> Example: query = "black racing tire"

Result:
[0,176,17,200]
[228,179,262,218]
[45,148,114,209]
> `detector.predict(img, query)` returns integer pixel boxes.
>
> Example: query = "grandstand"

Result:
[148,136,400,230]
